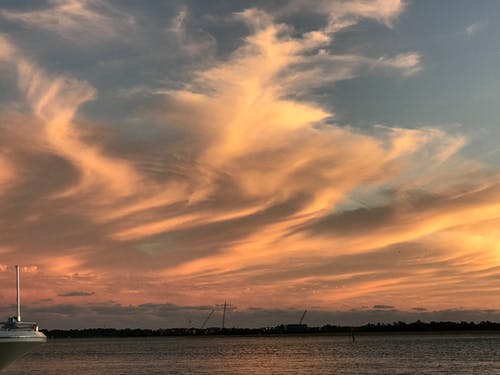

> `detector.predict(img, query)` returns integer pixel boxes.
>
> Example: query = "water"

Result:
[4,334,500,374]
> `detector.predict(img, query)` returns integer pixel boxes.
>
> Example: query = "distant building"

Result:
[284,324,308,333]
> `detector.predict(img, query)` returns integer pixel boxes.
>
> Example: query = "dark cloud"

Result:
[412,307,427,312]
[28,304,85,317]
[373,305,395,310]
[3,302,500,330]
[59,291,95,297]
[296,205,395,237]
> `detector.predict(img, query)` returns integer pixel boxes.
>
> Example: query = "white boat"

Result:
[0,266,46,371]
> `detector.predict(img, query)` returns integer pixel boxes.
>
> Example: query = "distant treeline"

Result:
[42,321,500,338]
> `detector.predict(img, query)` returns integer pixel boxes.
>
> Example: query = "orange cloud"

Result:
[0,157,14,189]
[11,57,143,203]
[0,35,14,60]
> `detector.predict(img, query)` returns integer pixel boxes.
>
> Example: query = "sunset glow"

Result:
[0,1,500,328]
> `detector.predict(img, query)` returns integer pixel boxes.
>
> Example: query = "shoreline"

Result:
[41,322,500,339]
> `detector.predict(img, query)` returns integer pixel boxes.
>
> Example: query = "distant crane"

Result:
[284,309,308,332]
[213,301,233,329]
[298,310,307,325]
[200,309,215,329]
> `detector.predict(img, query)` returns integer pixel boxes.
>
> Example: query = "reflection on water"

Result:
[4,334,500,374]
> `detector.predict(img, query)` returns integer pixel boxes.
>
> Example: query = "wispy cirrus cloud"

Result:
[0,0,136,43]
[0,2,498,324]
[276,0,405,32]
[373,52,422,76]
[325,0,405,26]
[464,22,483,37]
[16,59,142,201]
[168,7,217,58]
[111,18,425,243]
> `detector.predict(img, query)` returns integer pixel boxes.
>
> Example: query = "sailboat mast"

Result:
[16,265,21,322]
[222,301,227,329]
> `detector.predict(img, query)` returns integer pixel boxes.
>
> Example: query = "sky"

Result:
[0,0,500,329]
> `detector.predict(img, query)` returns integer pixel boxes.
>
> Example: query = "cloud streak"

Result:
[59,291,95,297]
[0,0,136,43]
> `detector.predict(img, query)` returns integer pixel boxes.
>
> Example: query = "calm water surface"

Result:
[4,334,500,374]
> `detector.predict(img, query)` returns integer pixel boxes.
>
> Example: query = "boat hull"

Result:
[0,336,46,370]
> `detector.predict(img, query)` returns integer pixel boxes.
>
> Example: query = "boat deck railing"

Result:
[2,317,39,331]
